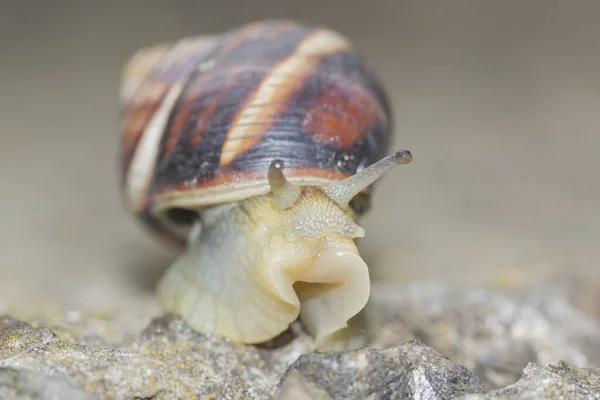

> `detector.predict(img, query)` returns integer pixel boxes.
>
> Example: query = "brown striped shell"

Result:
[120,20,393,245]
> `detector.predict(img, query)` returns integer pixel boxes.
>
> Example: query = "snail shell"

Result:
[119,20,411,350]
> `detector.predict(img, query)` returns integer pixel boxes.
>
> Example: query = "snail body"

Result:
[120,20,411,350]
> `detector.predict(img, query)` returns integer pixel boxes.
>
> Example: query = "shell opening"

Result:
[324,149,412,209]
[268,159,301,210]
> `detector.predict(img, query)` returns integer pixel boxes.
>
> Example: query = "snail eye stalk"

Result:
[268,159,301,210]
[324,149,412,209]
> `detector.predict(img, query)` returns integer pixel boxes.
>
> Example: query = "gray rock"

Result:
[370,283,600,389]
[276,339,485,400]
[0,314,305,399]
[277,371,334,400]
[460,362,600,400]
[1,282,600,399]
[0,368,95,400]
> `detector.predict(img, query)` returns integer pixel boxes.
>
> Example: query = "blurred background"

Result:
[1,1,599,312]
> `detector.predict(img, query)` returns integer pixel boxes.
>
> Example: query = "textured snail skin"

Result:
[119,20,407,350]
[157,187,370,350]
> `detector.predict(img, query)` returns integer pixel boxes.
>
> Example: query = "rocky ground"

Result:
[1,282,599,399]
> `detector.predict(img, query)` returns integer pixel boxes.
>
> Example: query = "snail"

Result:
[119,20,412,350]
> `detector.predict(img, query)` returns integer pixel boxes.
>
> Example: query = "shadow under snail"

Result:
[119,20,412,351]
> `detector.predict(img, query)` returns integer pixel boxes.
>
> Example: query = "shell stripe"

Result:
[125,77,189,212]
[223,46,391,178]
[123,22,307,213]
[317,50,392,123]
[120,36,220,185]
[218,29,352,166]
[150,24,315,189]
[152,33,392,193]
[154,23,275,162]
[152,69,269,188]
[295,50,392,163]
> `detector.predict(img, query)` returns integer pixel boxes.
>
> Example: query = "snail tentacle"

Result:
[324,149,413,209]
[268,160,302,210]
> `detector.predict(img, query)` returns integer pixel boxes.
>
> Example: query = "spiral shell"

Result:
[120,20,392,245]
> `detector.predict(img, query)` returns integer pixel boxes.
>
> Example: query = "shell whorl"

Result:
[119,20,393,245]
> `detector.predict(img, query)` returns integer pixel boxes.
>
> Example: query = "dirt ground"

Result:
[1,1,599,312]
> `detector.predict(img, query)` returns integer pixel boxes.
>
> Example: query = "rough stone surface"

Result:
[461,362,600,400]
[276,339,485,399]
[0,367,96,400]
[0,315,301,399]
[0,315,483,400]
[1,283,600,399]
[371,283,600,389]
